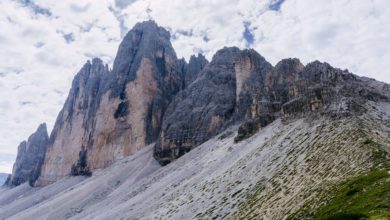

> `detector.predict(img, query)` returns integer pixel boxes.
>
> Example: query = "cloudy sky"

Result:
[0,0,389,173]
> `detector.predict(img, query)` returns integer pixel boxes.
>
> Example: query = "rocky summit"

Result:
[36,21,202,186]
[1,21,389,220]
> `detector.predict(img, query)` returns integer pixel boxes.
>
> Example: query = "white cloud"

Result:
[0,0,389,173]
[0,0,120,173]
[251,0,390,82]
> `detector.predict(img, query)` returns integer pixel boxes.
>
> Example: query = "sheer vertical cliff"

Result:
[154,48,272,165]
[36,21,205,186]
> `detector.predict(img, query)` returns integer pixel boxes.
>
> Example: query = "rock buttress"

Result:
[37,21,194,185]
[154,47,272,165]
[237,59,390,142]
[6,123,48,186]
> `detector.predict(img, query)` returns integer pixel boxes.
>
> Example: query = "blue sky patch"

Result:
[115,0,137,9]
[63,33,75,43]
[243,22,254,47]
[18,0,52,16]
[269,0,286,11]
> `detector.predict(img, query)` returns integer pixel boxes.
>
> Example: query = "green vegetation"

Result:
[362,138,390,170]
[313,170,390,220]
[233,180,267,219]
[363,138,375,145]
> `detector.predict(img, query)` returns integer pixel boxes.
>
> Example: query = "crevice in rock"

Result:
[71,147,92,177]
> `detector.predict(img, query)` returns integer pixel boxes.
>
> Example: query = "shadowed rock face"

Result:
[238,59,390,141]
[154,47,272,165]
[5,123,48,186]
[154,52,390,164]
[36,21,206,185]
[183,54,209,87]
[281,61,390,120]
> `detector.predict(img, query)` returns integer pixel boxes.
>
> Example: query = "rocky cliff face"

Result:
[281,61,389,120]
[36,21,205,186]
[182,54,209,87]
[236,59,390,142]
[154,51,390,163]
[2,101,389,219]
[7,20,390,188]
[5,124,48,186]
[154,47,272,165]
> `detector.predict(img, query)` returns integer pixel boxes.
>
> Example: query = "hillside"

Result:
[1,21,390,220]
[0,101,389,219]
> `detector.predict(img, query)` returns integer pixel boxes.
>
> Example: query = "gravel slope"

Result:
[1,102,389,220]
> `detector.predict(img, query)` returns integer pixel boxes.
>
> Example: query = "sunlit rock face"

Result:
[36,21,206,186]
[5,123,48,187]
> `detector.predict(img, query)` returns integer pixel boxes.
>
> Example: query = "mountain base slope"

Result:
[0,102,389,220]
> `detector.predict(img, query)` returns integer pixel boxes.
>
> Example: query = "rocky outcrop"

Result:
[155,52,390,159]
[281,61,390,120]
[36,58,109,185]
[239,58,304,121]
[232,59,305,142]
[154,47,272,165]
[5,124,48,186]
[237,59,390,141]
[182,54,209,87]
[8,20,389,187]
[37,21,189,185]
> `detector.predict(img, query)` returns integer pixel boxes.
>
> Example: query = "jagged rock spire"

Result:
[36,21,207,186]
[5,123,49,186]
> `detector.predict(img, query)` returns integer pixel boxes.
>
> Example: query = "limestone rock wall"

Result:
[6,123,49,186]
[155,51,390,160]
[183,54,209,87]
[10,20,390,187]
[36,21,199,185]
[154,47,272,165]
[36,58,109,185]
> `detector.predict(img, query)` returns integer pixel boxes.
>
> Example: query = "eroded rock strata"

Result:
[155,55,390,164]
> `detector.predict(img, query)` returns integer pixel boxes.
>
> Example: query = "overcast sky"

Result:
[0,0,389,173]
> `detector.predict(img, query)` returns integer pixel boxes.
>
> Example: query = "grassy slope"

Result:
[287,136,390,220]
[313,138,390,220]
[234,105,390,219]
[313,170,390,220]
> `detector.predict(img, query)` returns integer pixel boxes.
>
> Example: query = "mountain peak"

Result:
[5,123,49,187]
[35,20,192,185]
[36,123,48,135]
[111,20,176,82]
[132,20,170,38]
[2,20,390,219]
